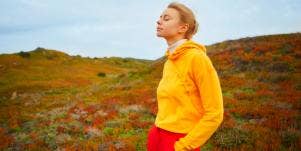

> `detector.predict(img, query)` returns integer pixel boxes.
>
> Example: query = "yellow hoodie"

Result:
[154,40,224,150]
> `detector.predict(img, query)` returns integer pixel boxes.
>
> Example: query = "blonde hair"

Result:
[167,2,198,39]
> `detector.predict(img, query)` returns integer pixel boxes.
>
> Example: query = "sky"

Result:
[0,0,300,60]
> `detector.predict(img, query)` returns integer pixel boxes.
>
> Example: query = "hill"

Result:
[0,33,300,150]
[149,33,301,150]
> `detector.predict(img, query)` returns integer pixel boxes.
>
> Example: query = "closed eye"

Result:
[160,14,171,21]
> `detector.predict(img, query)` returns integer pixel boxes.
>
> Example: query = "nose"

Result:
[157,19,161,25]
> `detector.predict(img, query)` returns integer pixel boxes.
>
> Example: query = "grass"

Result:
[1,33,301,150]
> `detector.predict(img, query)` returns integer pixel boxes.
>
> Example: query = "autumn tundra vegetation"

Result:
[0,33,300,150]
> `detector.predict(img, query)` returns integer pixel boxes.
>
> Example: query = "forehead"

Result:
[160,8,180,18]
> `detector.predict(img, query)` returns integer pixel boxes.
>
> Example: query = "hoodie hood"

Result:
[165,40,207,60]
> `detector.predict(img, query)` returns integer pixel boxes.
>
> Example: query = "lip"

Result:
[156,27,163,31]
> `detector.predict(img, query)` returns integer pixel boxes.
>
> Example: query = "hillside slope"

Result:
[0,33,300,150]
[148,32,301,150]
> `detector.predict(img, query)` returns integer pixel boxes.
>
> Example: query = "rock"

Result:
[85,126,102,138]
[119,104,145,114]
[96,110,108,117]
[10,91,17,100]
[56,134,72,144]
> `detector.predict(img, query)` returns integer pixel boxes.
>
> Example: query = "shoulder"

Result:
[186,49,212,66]
[186,49,215,74]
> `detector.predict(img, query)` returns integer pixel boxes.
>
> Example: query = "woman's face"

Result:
[156,8,186,39]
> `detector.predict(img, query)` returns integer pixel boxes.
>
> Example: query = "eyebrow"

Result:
[160,14,171,18]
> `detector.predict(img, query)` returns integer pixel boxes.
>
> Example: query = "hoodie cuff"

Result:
[174,140,189,151]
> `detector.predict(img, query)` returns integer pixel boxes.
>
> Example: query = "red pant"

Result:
[147,124,201,151]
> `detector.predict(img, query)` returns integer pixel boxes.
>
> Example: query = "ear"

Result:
[178,23,189,34]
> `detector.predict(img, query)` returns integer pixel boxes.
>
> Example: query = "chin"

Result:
[156,33,163,37]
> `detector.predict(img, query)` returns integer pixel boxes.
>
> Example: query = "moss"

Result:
[97,72,106,77]
[17,51,31,58]
[222,91,233,98]
[103,127,114,136]
[202,141,214,151]
[213,127,253,148]
[281,129,300,148]
[118,129,136,138]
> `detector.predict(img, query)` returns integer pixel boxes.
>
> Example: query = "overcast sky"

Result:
[1,0,300,60]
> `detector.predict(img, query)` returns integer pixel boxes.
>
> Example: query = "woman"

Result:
[147,2,224,151]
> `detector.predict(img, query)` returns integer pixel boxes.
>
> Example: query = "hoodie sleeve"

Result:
[174,51,224,151]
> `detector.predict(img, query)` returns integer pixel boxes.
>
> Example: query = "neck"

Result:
[165,36,186,47]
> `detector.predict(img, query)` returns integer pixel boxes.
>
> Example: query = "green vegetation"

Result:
[0,33,300,150]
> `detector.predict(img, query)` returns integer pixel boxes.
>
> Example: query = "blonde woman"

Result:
[147,2,224,151]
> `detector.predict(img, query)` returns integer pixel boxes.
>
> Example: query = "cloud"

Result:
[0,0,300,59]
